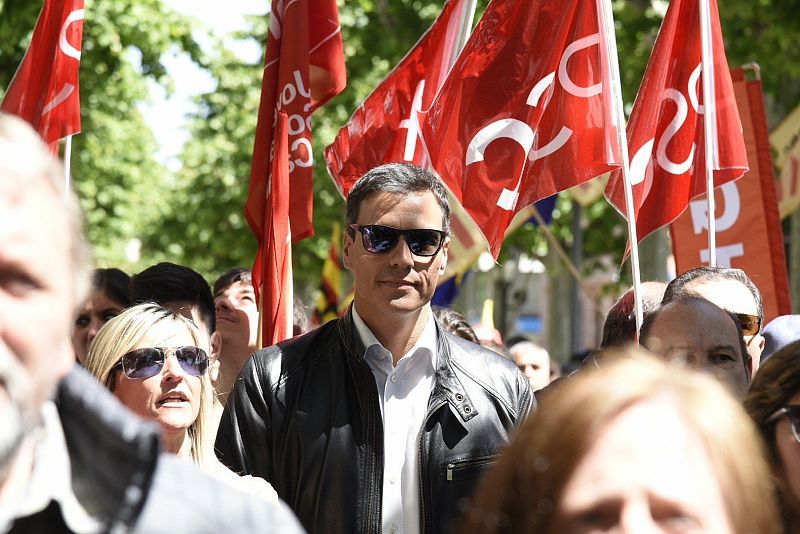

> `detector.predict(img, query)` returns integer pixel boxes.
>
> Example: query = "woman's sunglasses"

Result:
[349,224,447,257]
[112,346,209,380]
[768,404,800,444]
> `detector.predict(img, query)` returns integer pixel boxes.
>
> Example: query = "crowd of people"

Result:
[2,110,800,533]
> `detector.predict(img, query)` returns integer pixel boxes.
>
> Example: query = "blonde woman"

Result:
[85,302,277,502]
[463,352,780,534]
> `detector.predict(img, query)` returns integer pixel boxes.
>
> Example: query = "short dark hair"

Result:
[345,163,451,234]
[130,262,216,334]
[662,266,763,322]
[93,268,131,308]
[213,267,252,297]
[601,283,666,348]
[433,306,479,343]
[293,296,310,336]
[640,297,751,376]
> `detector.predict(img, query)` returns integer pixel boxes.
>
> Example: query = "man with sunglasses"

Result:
[662,266,765,376]
[0,114,302,532]
[217,162,534,534]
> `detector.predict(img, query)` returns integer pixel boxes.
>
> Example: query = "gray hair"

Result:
[662,266,763,322]
[345,163,451,234]
[0,113,92,308]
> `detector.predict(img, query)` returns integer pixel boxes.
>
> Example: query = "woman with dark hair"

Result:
[71,267,131,362]
[745,339,800,534]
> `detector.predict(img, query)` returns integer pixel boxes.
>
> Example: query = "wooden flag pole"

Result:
[699,0,718,266]
[598,0,645,337]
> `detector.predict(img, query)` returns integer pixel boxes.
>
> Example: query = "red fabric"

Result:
[420,0,621,257]
[324,0,465,197]
[253,112,293,347]
[1,0,85,150]
[604,0,746,244]
[246,0,346,242]
[670,69,791,321]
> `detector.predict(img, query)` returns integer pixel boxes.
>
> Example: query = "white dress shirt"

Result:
[352,306,437,534]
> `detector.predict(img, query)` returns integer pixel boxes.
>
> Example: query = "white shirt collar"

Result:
[352,305,438,365]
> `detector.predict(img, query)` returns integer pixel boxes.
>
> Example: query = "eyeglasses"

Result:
[733,312,762,336]
[349,224,447,257]
[767,405,800,444]
[112,346,209,380]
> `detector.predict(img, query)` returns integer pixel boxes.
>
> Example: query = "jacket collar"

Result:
[56,366,161,530]
[338,306,477,423]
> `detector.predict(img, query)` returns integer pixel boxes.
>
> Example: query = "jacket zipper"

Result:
[445,455,498,481]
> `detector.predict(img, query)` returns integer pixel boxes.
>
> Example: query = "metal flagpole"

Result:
[420,0,477,170]
[699,0,718,266]
[64,134,73,194]
[598,0,645,336]
[454,0,478,54]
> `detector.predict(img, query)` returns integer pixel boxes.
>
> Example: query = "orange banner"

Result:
[670,67,791,323]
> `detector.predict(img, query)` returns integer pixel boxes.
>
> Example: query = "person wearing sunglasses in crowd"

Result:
[661,266,765,375]
[84,303,279,503]
[70,267,131,363]
[216,163,533,533]
[745,339,800,534]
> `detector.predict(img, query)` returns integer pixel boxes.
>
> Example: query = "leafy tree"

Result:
[0,0,205,274]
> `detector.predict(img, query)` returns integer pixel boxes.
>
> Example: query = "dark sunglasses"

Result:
[768,405,800,444]
[349,224,447,257]
[112,346,209,380]
[733,312,761,337]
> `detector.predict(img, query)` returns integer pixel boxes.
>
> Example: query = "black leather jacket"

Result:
[215,309,534,534]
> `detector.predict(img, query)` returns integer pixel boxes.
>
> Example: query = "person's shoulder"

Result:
[245,318,343,377]
[444,331,532,407]
[445,331,519,375]
[134,453,303,533]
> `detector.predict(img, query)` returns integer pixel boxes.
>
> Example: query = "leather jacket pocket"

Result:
[443,454,498,482]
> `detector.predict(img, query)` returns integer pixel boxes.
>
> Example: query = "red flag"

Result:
[670,68,791,322]
[1,0,85,151]
[253,112,293,347]
[324,0,465,197]
[604,0,747,243]
[420,0,621,258]
[246,0,346,243]
[312,223,343,326]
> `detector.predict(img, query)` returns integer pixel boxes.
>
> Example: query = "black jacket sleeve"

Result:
[215,349,275,480]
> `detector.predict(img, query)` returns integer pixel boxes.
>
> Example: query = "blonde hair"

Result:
[0,113,92,308]
[85,303,215,467]
[464,351,780,534]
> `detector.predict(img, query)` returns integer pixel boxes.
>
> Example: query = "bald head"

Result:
[641,297,750,398]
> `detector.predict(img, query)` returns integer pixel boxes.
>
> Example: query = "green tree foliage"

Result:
[2,0,798,293]
[0,0,204,273]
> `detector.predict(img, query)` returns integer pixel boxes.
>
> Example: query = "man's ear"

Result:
[342,229,354,270]
[208,331,222,385]
[438,238,450,274]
